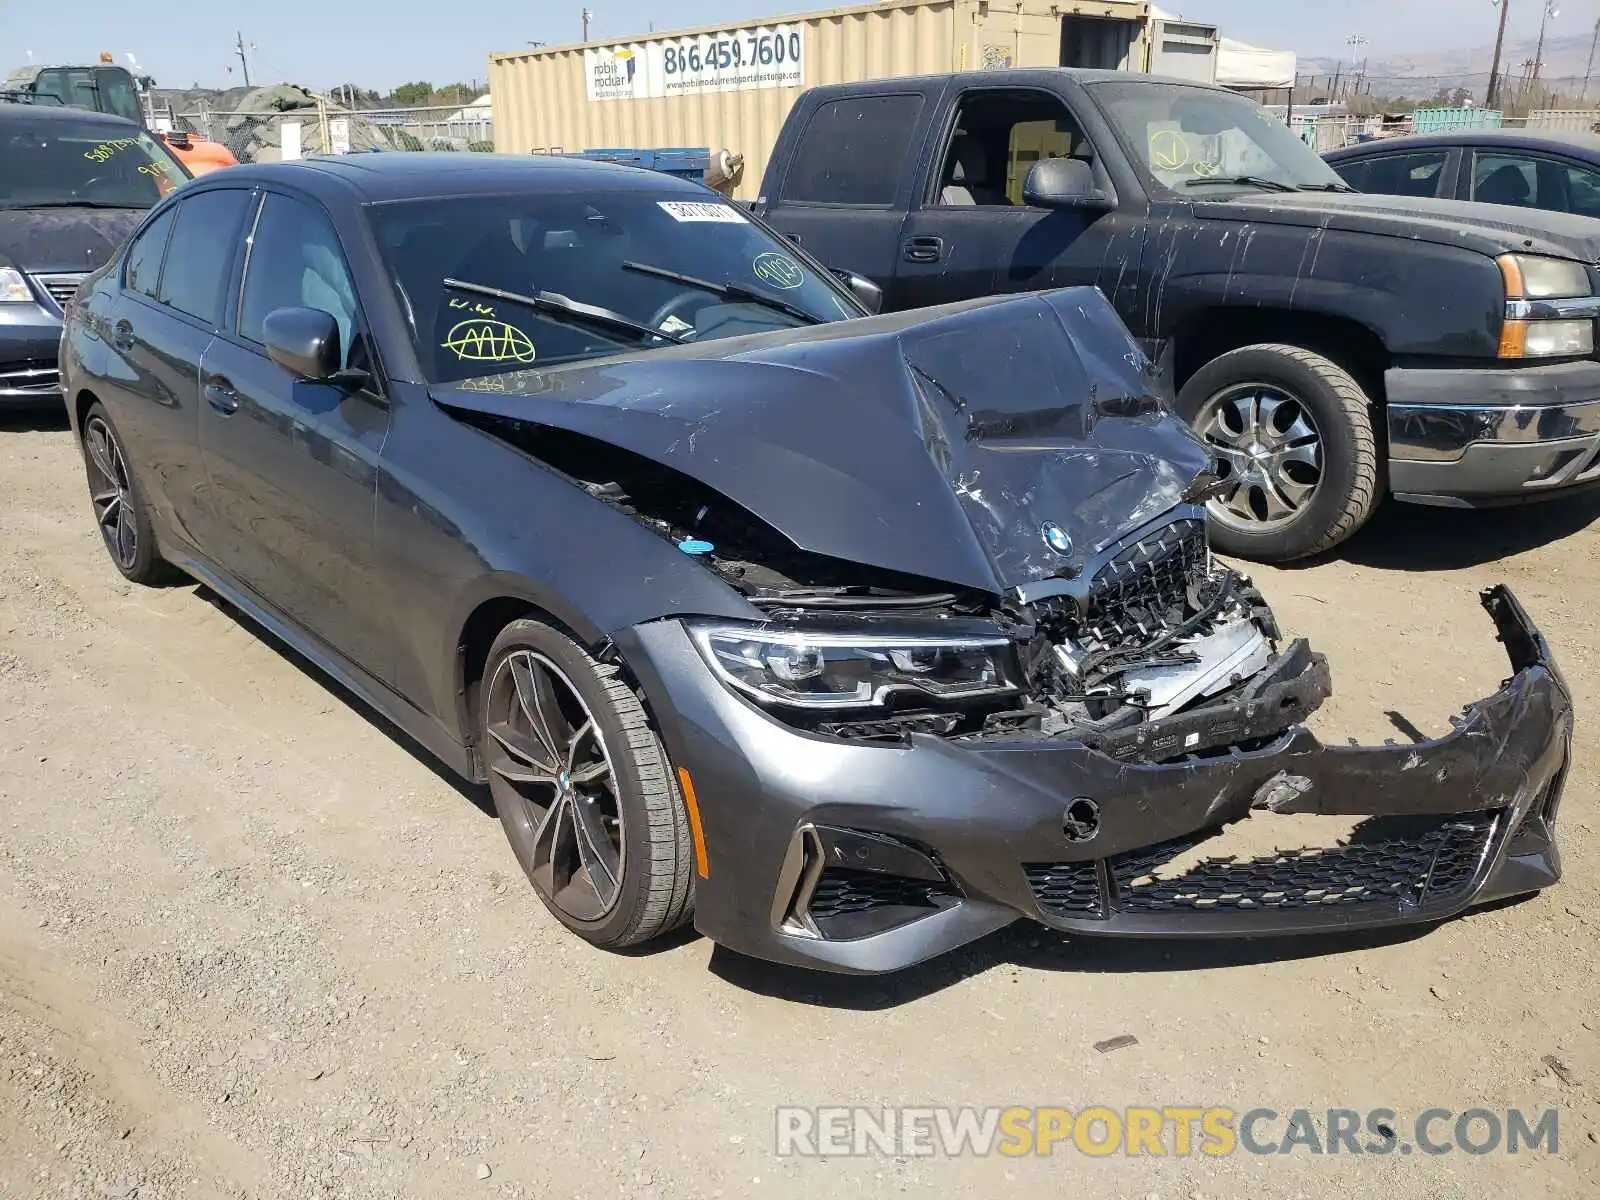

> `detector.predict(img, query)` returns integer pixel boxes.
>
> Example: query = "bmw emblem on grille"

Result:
[1041,522,1074,557]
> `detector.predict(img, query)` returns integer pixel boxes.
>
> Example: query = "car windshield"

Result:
[0,116,189,210]
[1089,81,1350,196]
[370,190,863,383]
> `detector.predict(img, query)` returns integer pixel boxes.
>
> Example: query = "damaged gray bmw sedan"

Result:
[59,154,1572,974]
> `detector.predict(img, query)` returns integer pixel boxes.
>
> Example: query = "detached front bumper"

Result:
[1386,360,1600,505]
[619,587,1570,975]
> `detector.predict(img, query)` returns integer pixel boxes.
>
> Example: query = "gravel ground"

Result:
[1,411,1597,1199]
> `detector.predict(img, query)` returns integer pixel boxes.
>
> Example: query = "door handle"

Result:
[903,235,944,264]
[112,319,134,352]
[203,376,240,415]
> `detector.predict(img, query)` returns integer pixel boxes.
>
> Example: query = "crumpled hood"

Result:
[0,207,147,273]
[1197,191,1600,262]
[433,289,1208,596]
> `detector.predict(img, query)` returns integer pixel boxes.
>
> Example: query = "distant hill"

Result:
[1302,29,1600,97]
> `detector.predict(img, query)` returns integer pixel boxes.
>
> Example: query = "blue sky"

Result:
[0,0,1562,92]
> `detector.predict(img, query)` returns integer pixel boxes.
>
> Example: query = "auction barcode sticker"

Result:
[658,201,748,223]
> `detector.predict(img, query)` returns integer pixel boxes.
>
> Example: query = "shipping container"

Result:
[489,0,1217,200]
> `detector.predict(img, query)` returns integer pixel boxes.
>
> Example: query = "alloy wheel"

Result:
[1196,385,1323,532]
[485,650,626,922]
[83,415,138,570]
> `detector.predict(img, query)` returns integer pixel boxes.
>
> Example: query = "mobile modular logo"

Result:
[586,44,644,101]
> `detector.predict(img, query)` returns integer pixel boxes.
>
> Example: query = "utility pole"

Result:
[1583,16,1600,101]
[1346,35,1369,107]
[233,30,252,86]
[582,8,593,42]
[1487,0,1511,108]
[1528,1,1559,109]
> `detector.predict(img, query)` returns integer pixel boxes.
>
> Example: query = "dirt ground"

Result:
[1,411,1597,1200]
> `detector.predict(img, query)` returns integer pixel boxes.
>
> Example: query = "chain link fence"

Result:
[173,103,494,164]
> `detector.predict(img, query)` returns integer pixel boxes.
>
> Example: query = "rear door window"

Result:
[778,94,925,206]
[158,189,254,326]
[1471,152,1540,207]
[1333,150,1449,197]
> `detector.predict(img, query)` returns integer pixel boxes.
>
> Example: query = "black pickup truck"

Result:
[753,69,1600,561]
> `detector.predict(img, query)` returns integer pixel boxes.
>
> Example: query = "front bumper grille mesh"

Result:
[1082,518,1208,645]
[1024,861,1104,918]
[1026,812,1499,921]
[807,868,955,923]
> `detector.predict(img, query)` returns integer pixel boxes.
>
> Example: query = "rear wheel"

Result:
[1177,344,1380,562]
[79,402,179,585]
[480,619,694,948]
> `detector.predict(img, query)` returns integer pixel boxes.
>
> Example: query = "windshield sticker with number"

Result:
[658,201,748,223]
[442,320,537,364]
[752,251,804,290]
[83,138,140,164]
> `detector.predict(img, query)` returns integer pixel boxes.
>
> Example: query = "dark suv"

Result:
[0,101,188,405]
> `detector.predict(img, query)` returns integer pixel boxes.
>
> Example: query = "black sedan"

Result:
[59,154,1572,974]
[1,101,189,404]
[1325,128,1600,218]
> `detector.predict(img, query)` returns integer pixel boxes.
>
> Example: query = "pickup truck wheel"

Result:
[1177,344,1379,562]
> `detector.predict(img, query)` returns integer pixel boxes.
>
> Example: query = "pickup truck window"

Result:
[780,94,924,206]
[1089,80,1348,196]
[933,89,1087,207]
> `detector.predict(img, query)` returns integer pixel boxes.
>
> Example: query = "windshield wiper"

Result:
[1182,175,1298,194]
[442,277,686,346]
[1295,182,1358,193]
[621,260,823,325]
[4,199,148,210]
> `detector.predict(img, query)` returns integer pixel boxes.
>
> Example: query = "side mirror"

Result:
[831,268,884,315]
[263,307,343,382]
[1023,158,1112,211]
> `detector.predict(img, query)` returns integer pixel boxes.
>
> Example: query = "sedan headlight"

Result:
[690,623,1020,710]
[0,267,32,304]
[1499,254,1592,300]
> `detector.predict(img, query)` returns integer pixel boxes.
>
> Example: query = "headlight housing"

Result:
[0,266,33,304]
[1498,255,1597,359]
[690,623,1020,710]
[1499,254,1591,300]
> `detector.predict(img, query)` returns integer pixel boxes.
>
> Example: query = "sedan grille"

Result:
[1110,813,1500,912]
[1025,813,1500,921]
[1081,518,1208,647]
[0,361,61,397]
[31,272,87,310]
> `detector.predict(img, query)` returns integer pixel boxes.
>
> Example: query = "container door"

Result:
[1147,20,1219,84]
[1058,16,1140,71]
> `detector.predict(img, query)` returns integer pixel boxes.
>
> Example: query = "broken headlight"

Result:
[689,623,1020,710]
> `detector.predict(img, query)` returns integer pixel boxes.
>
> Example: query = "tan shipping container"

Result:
[489,0,1154,200]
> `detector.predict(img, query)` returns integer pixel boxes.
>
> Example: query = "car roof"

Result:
[802,66,1223,95]
[1326,128,1600,161]
[0,100,143,129]
[212,152,718,204]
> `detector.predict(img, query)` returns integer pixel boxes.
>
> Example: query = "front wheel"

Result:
[79,402,180,585]
[1176,343,1380,562]
[480,619,695,949]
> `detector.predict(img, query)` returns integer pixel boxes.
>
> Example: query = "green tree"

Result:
[390,81,433,106]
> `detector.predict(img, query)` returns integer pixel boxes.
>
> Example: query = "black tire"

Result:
[480,618,694,949]
[79,402,180,586]
[1176,343,1380,563]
